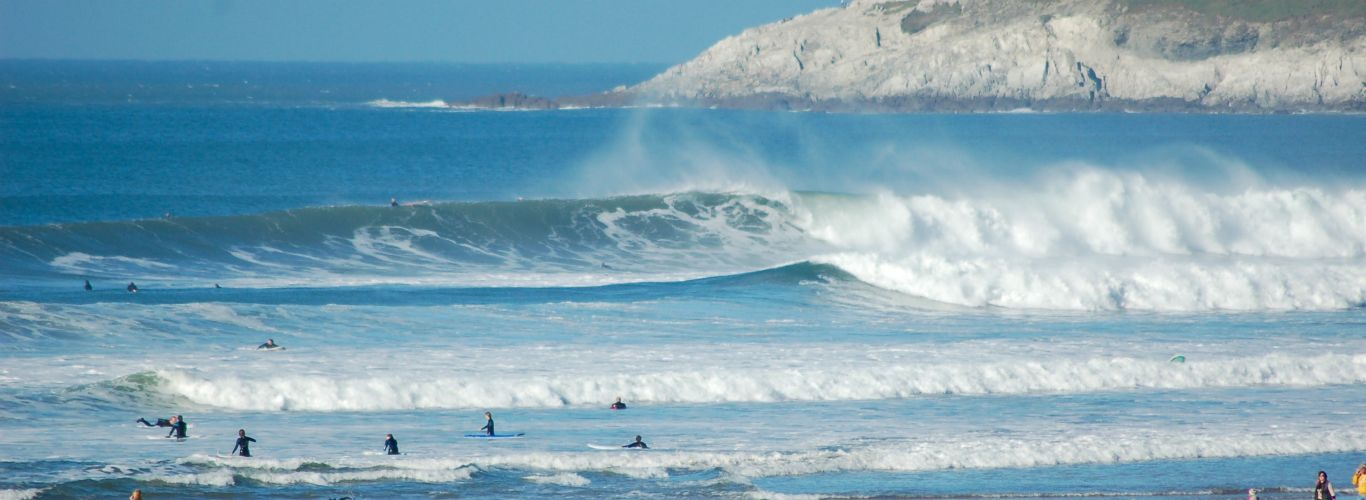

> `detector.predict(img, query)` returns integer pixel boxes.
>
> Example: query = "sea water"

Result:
[1,61,1363,499]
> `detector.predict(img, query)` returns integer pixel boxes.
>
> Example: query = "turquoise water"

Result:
[1,62,1364,499]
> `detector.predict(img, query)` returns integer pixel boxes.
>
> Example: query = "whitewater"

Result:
[1,61,1363,499]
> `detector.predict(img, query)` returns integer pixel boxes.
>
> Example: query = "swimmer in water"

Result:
[610,397,626,410]
[384,434,399,455]
[126,282,138,293]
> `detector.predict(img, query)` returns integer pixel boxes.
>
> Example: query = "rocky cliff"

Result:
[625,0,1366,112]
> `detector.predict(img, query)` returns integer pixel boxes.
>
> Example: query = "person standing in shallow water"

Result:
[1353,463,1366,496]
[384,433,399,455]
[231,429,256,457]
[1316,470,1337,500]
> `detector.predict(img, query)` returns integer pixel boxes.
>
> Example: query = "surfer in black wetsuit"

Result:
[168,415,187,439]
[610,397,627,410]
[231,429,256,457]
[137,416,173,427]
[623,435,648,449]
[390,197,399,207]
[84,280,93,291]
[257,339,279,349]
[126,282,138,293]
[481,411,495,436]
[384,433,399,455]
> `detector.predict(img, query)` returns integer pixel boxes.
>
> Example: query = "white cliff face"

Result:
[632,0,1366,111]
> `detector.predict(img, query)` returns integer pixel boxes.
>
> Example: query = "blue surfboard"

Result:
[463,433,525,439]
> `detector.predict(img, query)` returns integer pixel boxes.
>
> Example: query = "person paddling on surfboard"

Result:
[481,411,495,436]
[384,433,400,455]
[126,282,138,293]
[257,338,280,350]
[610,397,627,410]
[137,416,174,427]
[623,435,648,449]
[231,429,256,457]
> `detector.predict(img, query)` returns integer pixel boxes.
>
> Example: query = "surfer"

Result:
[137,416,173,427]
[390,197,399,207]
[231,429,256,457]
[168,415,187,439]
[84,280,92,291]
[126,282,138,293]
[610,397,627,410]
[1316,470,1337,500]
[623,435,648,449]
[257,339,280,349]
[480,411,495,436]
[384,433,400,455]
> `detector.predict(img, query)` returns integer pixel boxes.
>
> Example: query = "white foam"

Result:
[140,470,235,487]
[152,352,1366,411]
[790,172,1366,310]
[161,427,1366,479]
[0,489,46,500]
[524,472,591,487]
[366,99,449,108]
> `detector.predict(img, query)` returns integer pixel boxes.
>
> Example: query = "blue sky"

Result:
[0,0,840,64]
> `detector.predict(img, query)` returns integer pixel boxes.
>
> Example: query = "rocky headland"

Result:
[462,0,1366,113]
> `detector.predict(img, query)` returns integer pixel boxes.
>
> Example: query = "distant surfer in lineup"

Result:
[126,282,138,293]
[84,280,92,291]
[137,416,174,427]
[258,338,281,350]
[610,397,627,410]
[623,435,648,449]
[481,411,495,436]
[231,429,256,457]
[169,415,187,439]
[390,197,399,207]
[384,433,399,455]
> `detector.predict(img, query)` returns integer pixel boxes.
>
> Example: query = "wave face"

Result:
[3,173,1364,310]
[0,193,810,288]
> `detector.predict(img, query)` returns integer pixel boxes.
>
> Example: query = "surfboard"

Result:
[1169,354,1186,363]
[463,433,525,439]
[588,443,648,450]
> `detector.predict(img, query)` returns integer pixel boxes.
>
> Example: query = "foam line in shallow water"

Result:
[110,428,1366,486]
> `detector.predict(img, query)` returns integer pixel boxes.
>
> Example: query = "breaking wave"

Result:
[137,353,1366,411]
[3,172,1364,311]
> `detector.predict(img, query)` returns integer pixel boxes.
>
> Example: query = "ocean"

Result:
[1,61,1363,499]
